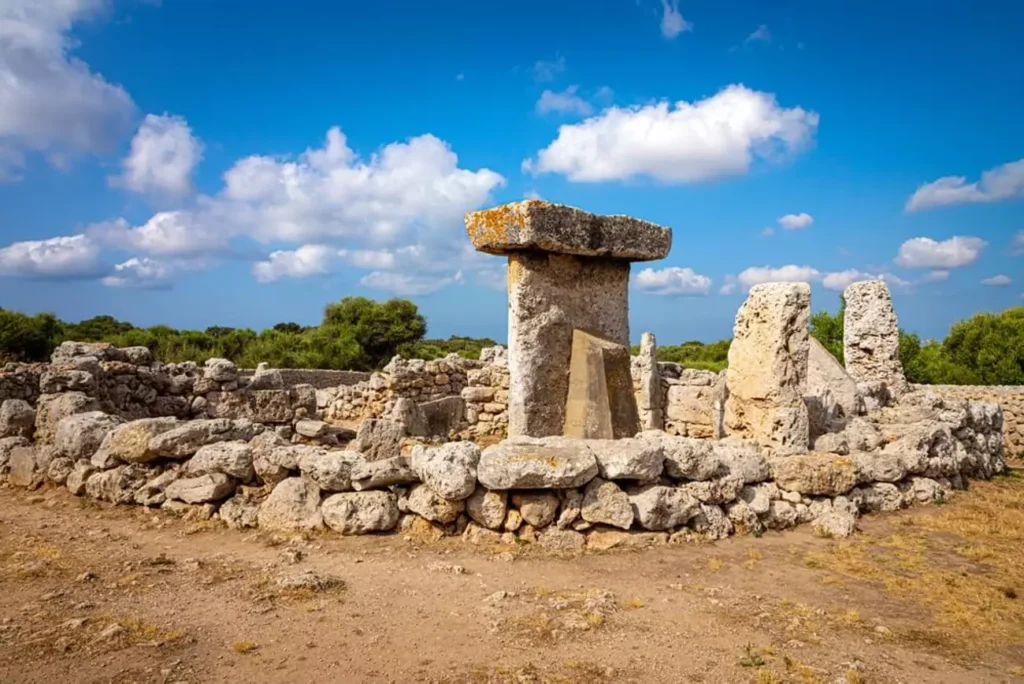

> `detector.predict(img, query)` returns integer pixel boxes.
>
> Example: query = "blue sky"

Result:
[1,0,1022,344]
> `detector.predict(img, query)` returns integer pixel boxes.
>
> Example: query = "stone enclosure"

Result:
[0,200,1019,550]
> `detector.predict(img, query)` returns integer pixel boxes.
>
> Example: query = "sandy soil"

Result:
[2,469,1023,683]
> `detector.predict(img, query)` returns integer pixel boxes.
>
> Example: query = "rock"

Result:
[148,419,256,459]
[85,464,158,503]
[54,411,122,461]
[628,485,699,531]
[504,508,523,532]
[586,529,667,550]
[477,437,599,489]
[851,451,908,484]
[901,477,947,505]
[556,488,583,528]
[251,431,299,485]
[739,483,777,515]
[511,491,560,528]
[537,527,587,550]
[164,473,236,504]
[133,468,181,506]
[0,435,30,476]
[843,280,908,398]
[418,396,466,438]
[849,483,903,513]
[104,417,180,464]
[0,399,35,438]
[724,282,811,455]
[406,484,465,524]
[203,357,238,382]
[770,453,857,496]
[587,438,664,482]
[9,445,50,488]
[715,442,771,484]
[563,329,641,439]
[581,478,633,530]
[462,521,503,545]
[639,432,725,481]
[679,474,745,505]
[46,457,75,486]
[389,398,427,437]
[66,461,97,495]
[219,491,261,529]
[257,477,323,531]
[635,331,665,431]
[321,491,399,534]
[813,418,882,455]
[351,419,405,461]
[466,487,507,530]
[400,514,446,542]
[297,448,360,492]
[812,509,857,538]
[34,392,99,445]
[350,455,419,491]
[763,500,798,529]
[184,441,255,481]
[247,366,284,390]
[294,419,330,439]
[410,441,480,500]
[691,504,733,540]
[805,337,863,436]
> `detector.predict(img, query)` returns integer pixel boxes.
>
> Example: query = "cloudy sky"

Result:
[1,0,1021,343]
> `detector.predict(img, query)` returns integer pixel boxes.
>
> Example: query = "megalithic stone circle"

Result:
[465,200,672,438]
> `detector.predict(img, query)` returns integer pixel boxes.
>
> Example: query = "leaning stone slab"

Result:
[564,329,640,439]
[477,437,599,489]
[843,280,908,398]
[465,200,671,261]
[322,491,399,534]
[148,419,256,460]
[806,337,863,436]
[770,453,857,496]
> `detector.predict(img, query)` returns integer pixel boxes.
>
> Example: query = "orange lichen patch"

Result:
[465,200,555,254]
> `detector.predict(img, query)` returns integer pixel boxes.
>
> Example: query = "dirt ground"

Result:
[2,468,1023,684]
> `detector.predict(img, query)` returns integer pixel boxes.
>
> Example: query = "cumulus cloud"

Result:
[0,234,101,278]
[474,266,508,291]
[905,158,1024,212]
[894,236,986,269]
[778,212,813,230]
[0,0,136,178]
[100,256,209,289]
[821,269,874,292]
[252,244,401,283]
[981,274,1012,286]
[359,270,463,296]
[111,114,202,196]
[524,85,818,183]
[760,227,774,237]
[86,212,230,256]
[536,86,593,117]
[533,56,565,82]
[633,266,711,295]
[659,0,692,39]
[737,265,821,290]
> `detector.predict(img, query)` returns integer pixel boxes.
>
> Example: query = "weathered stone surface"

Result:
[635,332,664,430]
[247,364,284,390]
[351,419,405,462]
[322,491,399,534]
[556,488,583,528]
[477,437,599,489]
[806,337,863,436]
[410,441,480,500]
[406,483,464,523]
[350,455,419,491]
[66,461,97,495]
[302,449,363,492]
[219,491,262,529]
[465,200,671,261]
[184,441,255,481]
[204,357,238,382]
[851,451,909,484]
[133,468,181,506]
[691,504,733,540]
[724,282,810,455]
[419,396,466,437]
[46,456,74,485]
[9,445,48,488]
[901,477,948,505]
[812,509,857,538]
[638,431,722,480]
[849,483,903,513]
[165,473,236,503]
[564,329,640,440]
[0,399,35,438]
[462,521,503,545]
[250,431,296,484]
[295,419,330,439]
[85,464,158,503]
[506,252,630,438]
[843,280,908,398]
[763,499,798,529]
[537,527,587,550]
[257,477,323,531]
[680,474,745,505]
[581,478,633,530]
[586,529,667,550]
[466,487,507,529]
[587,437,663,482]
[53,411,121,461]
[627,484,699,531]
[770,453,857,496]
[511,491,560,527]
[100,417,179,465]
[148,419,256,459]
[34,392,99,445]
[812,418,881,455]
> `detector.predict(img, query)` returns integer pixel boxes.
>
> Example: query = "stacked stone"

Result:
[461,346,510,438]
[915,385,1024,458]
[661,368,726,439]
[0,362,45,406]
[196,358,317,426]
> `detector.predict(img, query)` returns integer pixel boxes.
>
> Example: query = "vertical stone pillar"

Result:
[465,201,671,438]
[724,282,811,455]
[635,332,664,431]
[843,280,908,399]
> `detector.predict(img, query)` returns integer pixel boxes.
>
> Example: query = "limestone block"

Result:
[586,437,664,481]
[321,491,399,534]
[257,477,323,531]
[477,437,598,489]
[770,453,857,496]
[465,200,671,261]
[806,337,863,436]
[350,455,419,491]
[165,473,236,504]
[627,484,699,531]
[564,329,640,439]
[410,441,480,500]
[0,399,35,439]
[581,478,633,530]
[724,282,810,455]
[843,280,908,397]
[466,487,507,529]
[635,332,664,430]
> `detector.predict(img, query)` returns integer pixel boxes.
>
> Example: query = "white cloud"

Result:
[744,24,771,45]
[251,244,403,283]
[474,267,507,291]
[533,56,565,82]
[981,274,1012,286]
[525,85,818,183]
[821,269,875,291]
[633,266,712,295]
[737,264,821,290]
[359,270,463,296]
[111,114,202,196]
[778,212,813,230]
[905,158,1024,212]
[86,212,230,256]
[0,0,136,178]
[894,236,986,269]
[659,0,692,39]
[1013,230,1024,255]
[719,281,738,295]
[536,86,593,117]
[0,234,101,278]
[0,145,25,182]
[101,256,208,289]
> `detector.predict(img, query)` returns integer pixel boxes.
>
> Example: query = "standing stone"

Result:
[563,329,640,439]
[843,280,908,398]
[465,200,671,438]
[635,332,664,430]
[724,282,811,455]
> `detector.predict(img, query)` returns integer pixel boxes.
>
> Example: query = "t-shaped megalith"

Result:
[465,200,672,438]
[842,280,908,398]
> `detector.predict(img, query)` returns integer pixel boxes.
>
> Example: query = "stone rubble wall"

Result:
[239,368,371,389]
[913,385,1024,457]
[0,363,45,406]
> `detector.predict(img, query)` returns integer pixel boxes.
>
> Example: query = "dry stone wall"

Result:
[0,363,45,406]
[914,385,1024,457]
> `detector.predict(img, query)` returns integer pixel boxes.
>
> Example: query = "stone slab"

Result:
[563,329,640,439]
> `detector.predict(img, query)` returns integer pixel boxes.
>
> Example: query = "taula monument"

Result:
[0,200,1018,548]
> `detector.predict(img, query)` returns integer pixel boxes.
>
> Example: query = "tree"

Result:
[322,297,427,369]
[941,307,1024,385]
[809,297,845,363]
[62,315,134,341]
[0,309,61,362]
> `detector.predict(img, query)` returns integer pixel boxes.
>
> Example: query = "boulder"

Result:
[85,464,159,503]
[770,453,857,496]
[250,431,298,484]
[715,441,770,484]
[587,438,664,482]
[466,487,507,530]
[219,489,262,529]
[556,488,583,529]
[297,449,361,492]
[538,527,586,550]
[843,280,908,397]
[627,484,699,531]
[294,419,330,439]
[148,419,256,459]
[134,468,181,506]
[184,441,255,481]
[763,500,798,529]
[8,445,51,488]
[851,451,908,484]
[321,491,399,534]
[66,461,97,495]
[679,474,745,505]
[350,419,405,461]
[477,437,598,489]
[511,491,560,528]
[0,435,30,476]
[164,473,236,504]
[581,478,633,530]
[638,432,726,481]
[204,357,238,382]
[0,399,35,438]
[812,509,858,538]
[54,411,122,460]
[46,456,75,486]
[405,483,465,524]
[103,417,180,464]
[410,441,480,500]
[34,392,99,445]
[691,504,733,540]
[849,483,903,513]
[350,455,419,491]
[257,477,324,531]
